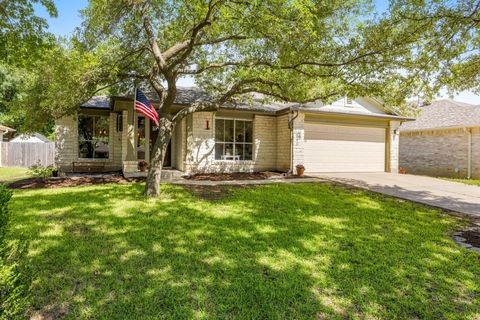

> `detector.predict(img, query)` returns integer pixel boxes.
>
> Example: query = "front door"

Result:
[150,121,171,167]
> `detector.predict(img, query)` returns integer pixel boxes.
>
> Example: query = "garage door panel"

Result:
[304,123,385,173]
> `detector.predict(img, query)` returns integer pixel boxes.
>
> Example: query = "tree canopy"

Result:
[0,0,59,134]
[1,0,479,194]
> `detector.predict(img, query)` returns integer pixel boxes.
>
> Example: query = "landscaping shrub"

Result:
[0,184,12,245]
[28,161,54,179]
[0,184,28,319]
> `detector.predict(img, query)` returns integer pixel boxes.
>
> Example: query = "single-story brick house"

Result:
[55,87,413,175]
[400,99,480,179]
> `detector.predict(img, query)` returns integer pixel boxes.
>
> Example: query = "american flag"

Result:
[135,89,159,127]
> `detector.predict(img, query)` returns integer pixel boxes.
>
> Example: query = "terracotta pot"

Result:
[296,166,305,176]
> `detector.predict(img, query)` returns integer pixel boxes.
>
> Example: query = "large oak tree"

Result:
[12,0,479,196]
[77,0,423,196]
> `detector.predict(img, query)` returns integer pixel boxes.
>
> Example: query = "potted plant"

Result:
[296,164,305,176]
[138,160,149,172]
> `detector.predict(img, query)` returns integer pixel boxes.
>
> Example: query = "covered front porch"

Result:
[116,100,184,176]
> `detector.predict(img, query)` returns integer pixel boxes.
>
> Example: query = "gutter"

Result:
[284,108,415,122]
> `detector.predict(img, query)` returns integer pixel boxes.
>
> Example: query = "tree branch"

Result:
[166,0,224,68]
[141,4,167,72]
[172,100,218,123]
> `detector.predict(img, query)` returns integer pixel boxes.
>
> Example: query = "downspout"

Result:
[466,127,472,179]
[288,108,299,174]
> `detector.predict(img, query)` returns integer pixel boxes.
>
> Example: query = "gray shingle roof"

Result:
[80,87,286,112]
[80,96,111,109]
[79,86,409,121]
[401,99,480,131]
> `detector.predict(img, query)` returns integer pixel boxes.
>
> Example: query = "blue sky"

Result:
[34,0,480,104]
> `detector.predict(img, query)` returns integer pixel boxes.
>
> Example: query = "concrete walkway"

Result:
[313,173,480,218]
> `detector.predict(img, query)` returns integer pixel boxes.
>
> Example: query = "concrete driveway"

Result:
[312,173,480,218]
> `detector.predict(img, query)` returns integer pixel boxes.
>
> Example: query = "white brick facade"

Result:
[55,115,77,172]
[291,113,305,169]
[389,121,400,173]
[184,112,284,173]
[55,112,124,172]
[55,104,403,175]
[276,114,291,171]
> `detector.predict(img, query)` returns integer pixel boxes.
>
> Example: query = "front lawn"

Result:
[7,183,480,319]
[0,167,29,184]
[441,178,480,186]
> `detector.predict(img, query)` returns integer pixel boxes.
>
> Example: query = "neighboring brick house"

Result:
[55,87,412,175]
[400,99,480,179]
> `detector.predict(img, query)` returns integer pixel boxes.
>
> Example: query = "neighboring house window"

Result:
[78,114,109,159]
[215,119,253,160]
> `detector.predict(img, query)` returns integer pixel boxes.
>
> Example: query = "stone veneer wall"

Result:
[184,112,285,173]
[399,127,479,178]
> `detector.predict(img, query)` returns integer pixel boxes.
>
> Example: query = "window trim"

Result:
[214,117,254,162]
[77,114,111,160]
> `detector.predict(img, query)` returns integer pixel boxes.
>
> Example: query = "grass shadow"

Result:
[6,182,480,319]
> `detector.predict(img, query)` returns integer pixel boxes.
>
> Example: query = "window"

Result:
[78,114,109,159]
[345,97,353,106]
[215,119,253,160]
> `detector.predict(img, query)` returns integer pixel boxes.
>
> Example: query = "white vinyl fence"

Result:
[0,142,55,168]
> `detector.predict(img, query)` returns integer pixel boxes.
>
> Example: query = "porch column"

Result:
[145,118,150,161]
[388,121,400,173]
[126,108,136,161]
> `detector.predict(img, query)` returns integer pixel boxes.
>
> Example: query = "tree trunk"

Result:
[144,118,173,197]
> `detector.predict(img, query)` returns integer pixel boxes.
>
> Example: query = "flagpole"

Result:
[133,82,137,113]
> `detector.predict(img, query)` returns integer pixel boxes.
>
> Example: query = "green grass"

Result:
[441,178,480,186]
[7,182,480,319]
[0,167,29,184]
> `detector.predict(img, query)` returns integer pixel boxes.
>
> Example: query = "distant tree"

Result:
[386,0,480,98]
[0,0,57,65]
[0,0,58,133]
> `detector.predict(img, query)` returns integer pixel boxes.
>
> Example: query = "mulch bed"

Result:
[460,229,480,248]
[9,174,144,189]
[184,171,310,181]
[453,217,480,252]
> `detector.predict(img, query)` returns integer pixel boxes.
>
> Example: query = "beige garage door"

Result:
[304,123,386,172]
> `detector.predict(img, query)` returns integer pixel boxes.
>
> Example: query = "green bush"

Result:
[0,184,27,319]
[28,161,54,179]
[0,184,12,246]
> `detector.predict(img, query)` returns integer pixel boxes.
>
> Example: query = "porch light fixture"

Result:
[393,129,399,135]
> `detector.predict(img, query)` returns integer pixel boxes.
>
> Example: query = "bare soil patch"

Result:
[9,174,144,189]
[453,218,480,253]
[181,184,253,201]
